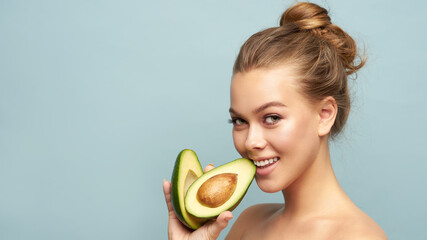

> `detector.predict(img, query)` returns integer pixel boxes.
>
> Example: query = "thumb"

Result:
[205,211,233,239]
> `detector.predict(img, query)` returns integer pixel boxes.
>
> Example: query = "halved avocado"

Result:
[185,158,255,218]
[171,149,207,229]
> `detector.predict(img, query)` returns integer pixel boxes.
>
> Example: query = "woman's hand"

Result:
[163,164,233,240]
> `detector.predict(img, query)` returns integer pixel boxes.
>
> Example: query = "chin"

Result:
[255,178,284,193]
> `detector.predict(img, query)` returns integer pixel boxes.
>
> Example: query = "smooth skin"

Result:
[163,65,387,239]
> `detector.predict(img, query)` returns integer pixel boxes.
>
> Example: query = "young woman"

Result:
[163,2,387,239]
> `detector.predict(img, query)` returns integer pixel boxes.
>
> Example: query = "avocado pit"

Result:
[196,173,238,208]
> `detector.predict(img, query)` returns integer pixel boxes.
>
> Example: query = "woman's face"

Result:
[230,66,322,193]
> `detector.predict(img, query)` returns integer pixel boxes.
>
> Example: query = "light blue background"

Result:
[1,0,426,239]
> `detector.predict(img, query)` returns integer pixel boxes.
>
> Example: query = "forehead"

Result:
[230,66,303,110]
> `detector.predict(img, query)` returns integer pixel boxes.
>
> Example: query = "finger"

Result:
[205,211,233,239]
[216,211,233,227]
[204,164,214,173]
[162,179,174,213]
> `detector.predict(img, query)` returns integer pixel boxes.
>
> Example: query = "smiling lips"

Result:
[253,157,279,168]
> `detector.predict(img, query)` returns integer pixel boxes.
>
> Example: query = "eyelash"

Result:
[228,115,282,126]
[228,118,247,126]
[264,115,282,125]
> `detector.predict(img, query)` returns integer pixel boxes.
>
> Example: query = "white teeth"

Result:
[253,157,279,167]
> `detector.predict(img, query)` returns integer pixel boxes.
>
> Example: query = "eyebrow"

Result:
[229,101,287,116]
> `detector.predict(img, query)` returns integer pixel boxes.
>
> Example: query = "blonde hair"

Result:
[233,2,366,137]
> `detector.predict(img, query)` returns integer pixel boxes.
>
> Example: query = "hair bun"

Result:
[280,2,365,76]
[280,2,331,30]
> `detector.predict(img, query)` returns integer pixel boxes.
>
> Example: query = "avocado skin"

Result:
[170,149,205,230]
[170,150,186,227]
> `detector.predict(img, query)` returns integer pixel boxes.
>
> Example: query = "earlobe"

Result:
[318,96,337,137]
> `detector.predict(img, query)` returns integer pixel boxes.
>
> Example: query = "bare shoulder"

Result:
[225,203,282,239]
[240,203,283,221]
[332,210,388,240]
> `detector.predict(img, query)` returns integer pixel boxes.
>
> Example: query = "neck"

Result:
[281,137,353,220]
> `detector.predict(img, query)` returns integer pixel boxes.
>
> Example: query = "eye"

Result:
[229,118,247,126]
[264,115,281,125]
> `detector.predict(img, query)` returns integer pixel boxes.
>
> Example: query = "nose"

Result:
[245,125,267,151]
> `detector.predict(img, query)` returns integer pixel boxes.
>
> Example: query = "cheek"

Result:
[291,117,320,159]
[232,130,246,156]
[268,120,298,150]
[269,116,318,154]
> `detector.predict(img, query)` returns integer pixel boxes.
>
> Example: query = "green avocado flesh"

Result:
[185,158,256,219]
[171,149,206,230]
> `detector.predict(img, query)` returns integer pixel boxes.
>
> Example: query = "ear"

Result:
[317,96,338,137]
